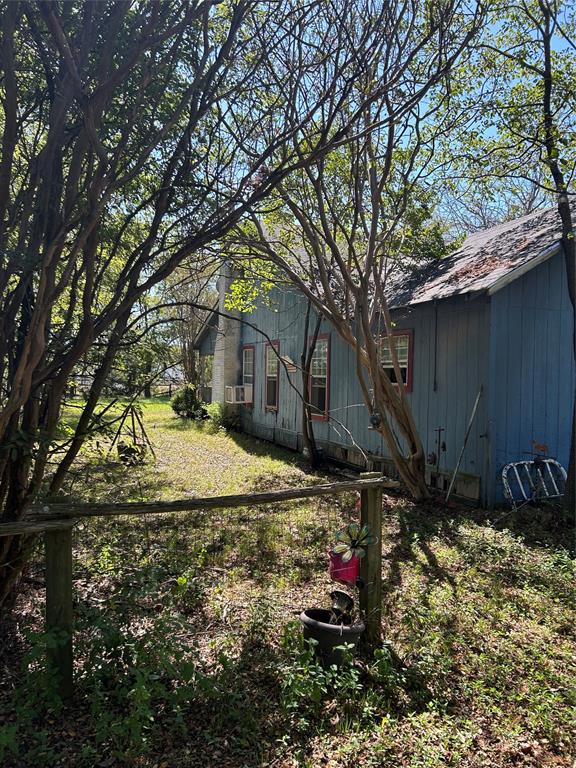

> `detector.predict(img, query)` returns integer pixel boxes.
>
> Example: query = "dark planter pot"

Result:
[299,608,365,667]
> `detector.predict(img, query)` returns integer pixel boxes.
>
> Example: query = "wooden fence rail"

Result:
[1,474,395,698]
[1,476,392,529]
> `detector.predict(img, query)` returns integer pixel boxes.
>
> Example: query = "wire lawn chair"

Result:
[502,458,567,510]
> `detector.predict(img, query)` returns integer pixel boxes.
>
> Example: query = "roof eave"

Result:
[192,301,219,349]
[389,287,488,312]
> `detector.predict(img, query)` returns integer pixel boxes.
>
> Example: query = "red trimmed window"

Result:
[265,341,279,410]
[308,334,330,420]
[379,330,413,392]
[242,345,254,405]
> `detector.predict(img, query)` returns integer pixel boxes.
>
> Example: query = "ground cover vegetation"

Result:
[1,401,574,767]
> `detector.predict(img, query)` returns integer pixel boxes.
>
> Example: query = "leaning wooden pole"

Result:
[45,524,74,700]
[359,471,383,644]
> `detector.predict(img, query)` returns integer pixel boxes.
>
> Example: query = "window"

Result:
[308,335,329,420]
[242,346,254,404]
[265,342,279,410]
[198,354,213,402]
[379,331,413,391]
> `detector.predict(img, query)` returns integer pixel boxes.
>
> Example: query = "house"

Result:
[194,208,575,507]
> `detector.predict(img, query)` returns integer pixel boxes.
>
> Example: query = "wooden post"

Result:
[359,471,383,645]
[45,524,74,700]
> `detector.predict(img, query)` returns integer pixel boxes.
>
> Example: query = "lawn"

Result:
[1,400,575,767]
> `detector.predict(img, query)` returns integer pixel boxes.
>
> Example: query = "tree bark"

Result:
[539,0,576,512]
[300,302,320,468]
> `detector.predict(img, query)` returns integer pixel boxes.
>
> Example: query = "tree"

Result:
[0,0,418,607]
[226,2,486,500]
[161,260,218,386]
[99,310,178,398]
[300,301,322,467]
[438,175,550,238]
[443,0,576,509]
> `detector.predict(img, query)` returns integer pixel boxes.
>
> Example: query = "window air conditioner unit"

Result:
[225,385,252,404]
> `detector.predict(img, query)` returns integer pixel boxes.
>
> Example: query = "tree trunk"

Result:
[565,397,576,514]
[356,305,430,500]
[300,302,320,467]
[301,397,319,467]
[373,398,429,501]
[560,225,575,514]
[539,1,575,512]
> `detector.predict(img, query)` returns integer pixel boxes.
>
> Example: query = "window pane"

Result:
[243,348,254,386]
[393,336,408,363]
[266,347,278,376]
[310,382,326,413]
[380,339,390,365]
[310,339,327,377]
[381,334,408,365]
[384,366,407,385]
[243,348,254,376]
[379,332,411,388]
[266,379,277,407]
[309,338,328,415]
[265,345,278,407]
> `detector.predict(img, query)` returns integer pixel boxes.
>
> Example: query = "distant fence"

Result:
[0,474,394,699]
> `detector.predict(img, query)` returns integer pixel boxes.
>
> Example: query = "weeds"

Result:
[2,401,575,767]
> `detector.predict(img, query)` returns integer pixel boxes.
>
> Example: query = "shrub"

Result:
[170,385,207,420]
[278,621,362,731]
[117,440,148,465]
[205,401,240,431]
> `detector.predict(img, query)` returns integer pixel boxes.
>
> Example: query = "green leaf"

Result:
[347,522,360,539]
[335,528,351,543]
[359,523,371,539]
[341,549,354,563]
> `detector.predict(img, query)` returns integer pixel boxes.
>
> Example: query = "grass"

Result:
[1,399,575,767]
[59,398,309,500]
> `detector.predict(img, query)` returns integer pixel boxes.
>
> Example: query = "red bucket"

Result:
[329,550,360,585]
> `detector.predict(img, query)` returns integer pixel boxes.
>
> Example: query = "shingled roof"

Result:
[386,207,563,309]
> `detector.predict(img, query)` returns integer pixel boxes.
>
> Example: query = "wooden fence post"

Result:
[359,471,383,645]
[45,524,74,700]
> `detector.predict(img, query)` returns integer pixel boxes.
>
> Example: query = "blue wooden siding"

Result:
[487,250,575,505]
[392,299,490,495]
[197,250,574,508]
[238,288,492,503]
[197,328,216,356]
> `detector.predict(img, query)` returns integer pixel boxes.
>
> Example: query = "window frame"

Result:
[380,329,414,393]
[242,344,255,407]
[264,340,280,412]
[308,333,330,422]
